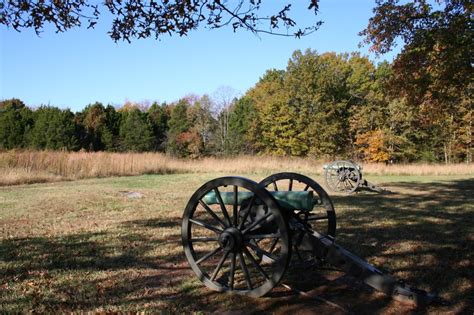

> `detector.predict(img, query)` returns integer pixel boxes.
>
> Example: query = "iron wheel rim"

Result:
[325,160,361,194]
[259,172,336,238]
[182,176,291,297]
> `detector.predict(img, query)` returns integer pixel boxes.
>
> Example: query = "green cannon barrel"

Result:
[202,190,316,212]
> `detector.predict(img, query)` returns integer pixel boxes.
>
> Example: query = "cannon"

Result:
[324,160,385,194]
[181,173,435,306]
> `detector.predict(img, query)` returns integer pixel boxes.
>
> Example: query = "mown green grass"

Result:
[0,173,473,313]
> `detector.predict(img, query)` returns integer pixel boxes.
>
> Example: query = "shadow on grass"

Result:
[283,178,473,314]
[0,215,210,312]
[0,179,472,313]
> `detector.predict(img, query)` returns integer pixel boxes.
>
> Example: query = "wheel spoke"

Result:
[343,180,351,191]
[243,247,269,280]
[268,237,280,254]
[199,200,227,229]
[303,184,310,191]
[272,181,278,191]
[238,252,253,290]
[211,249,230,281]
[189,218,223,234]
[214,188,232,227]
[246,242,278,262]
[347,179,354,188]
[242,212,273,234]
[229,252,236,290]
[185,176,294,297]
[196,247,222,264]
[238,195,256,229]
[233,185,238,227]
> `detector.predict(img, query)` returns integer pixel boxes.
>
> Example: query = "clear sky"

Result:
[0,0,399,112]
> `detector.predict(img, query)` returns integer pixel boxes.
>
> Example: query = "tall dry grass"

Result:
[0,150,472,186]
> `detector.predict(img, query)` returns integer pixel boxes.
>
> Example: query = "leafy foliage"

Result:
[355,129,390,162]
[1,5,471,163]
[361,0,473,162]
[0,1,322,41]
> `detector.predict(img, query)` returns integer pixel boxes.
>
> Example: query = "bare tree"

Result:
[212,86,240,153]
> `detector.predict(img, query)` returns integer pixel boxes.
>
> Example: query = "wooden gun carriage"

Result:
[181,173,435,306]
[324,160,385,194]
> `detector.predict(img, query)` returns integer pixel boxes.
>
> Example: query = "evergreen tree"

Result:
[118,108,153,152]
[103,105,121,151]
[0,99,33,150]
[227,97,257,154]
[28,106,78,150]
[148,102,169,151]
[166,99,191,156]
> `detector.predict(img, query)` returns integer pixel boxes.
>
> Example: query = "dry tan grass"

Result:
[0,167,63,186]
[0,150,472,186]
[361,162,474,176]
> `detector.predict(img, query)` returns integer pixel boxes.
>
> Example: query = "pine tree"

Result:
[166,99,191,156]
[227,97,257,154]
[148,102,169,151]
[0,99,33,149]
[118,108,154,152]
[28,106,78,150]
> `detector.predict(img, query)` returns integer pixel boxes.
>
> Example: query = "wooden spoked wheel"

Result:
[259,172,336,238]
[324,160,361,194]
[182,177,291,297]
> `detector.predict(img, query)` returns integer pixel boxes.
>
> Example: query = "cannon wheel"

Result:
[259,172,336,238]
[182,177,291,298]
[324,160,361,194]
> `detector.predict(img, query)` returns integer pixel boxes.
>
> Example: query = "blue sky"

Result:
[0,0,399,112]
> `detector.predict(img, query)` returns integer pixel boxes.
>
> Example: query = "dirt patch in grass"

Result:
[0,174,472,313]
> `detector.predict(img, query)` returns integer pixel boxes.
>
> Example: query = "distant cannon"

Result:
[324,160,385,194]
[181,173,434,306]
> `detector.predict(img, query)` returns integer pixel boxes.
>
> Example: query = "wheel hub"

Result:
[338,169,348,181]
[219,227,243,252]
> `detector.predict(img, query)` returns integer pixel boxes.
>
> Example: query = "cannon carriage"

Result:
[324,160,385,194]
[181,173,435,306]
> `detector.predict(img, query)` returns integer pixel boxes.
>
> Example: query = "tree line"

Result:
[0,49,471,163]
[2,1,470,163]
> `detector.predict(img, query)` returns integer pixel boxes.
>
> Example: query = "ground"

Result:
[0,173,473,314]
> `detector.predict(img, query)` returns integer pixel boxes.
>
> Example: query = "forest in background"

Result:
[0,49,471,163]
[1,1,471,163]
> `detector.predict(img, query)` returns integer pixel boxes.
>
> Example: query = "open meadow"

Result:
[0,168,473,313]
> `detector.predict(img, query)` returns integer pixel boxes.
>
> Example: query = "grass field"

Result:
[1,150,473,186]
[1,173,473,313]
